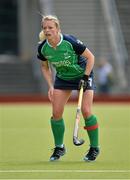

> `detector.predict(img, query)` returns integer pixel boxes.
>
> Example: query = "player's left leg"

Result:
[81,90,100,161]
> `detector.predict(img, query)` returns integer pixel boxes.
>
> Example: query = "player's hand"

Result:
[78,75,90,91]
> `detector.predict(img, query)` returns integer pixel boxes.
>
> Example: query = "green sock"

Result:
[84,115,99,147]
[50,118,65,147]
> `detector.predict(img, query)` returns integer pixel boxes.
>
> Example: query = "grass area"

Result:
[0,103,130,179]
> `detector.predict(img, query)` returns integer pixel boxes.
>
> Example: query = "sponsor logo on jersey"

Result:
[52,60,71,67]
[77,39,83,44]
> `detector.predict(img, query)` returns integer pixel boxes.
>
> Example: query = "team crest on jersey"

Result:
[64,52,71,59]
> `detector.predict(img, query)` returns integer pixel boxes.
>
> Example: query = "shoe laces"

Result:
[87,147,99,158]
[51,147,64,157]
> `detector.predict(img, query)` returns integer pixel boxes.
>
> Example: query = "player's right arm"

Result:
[37,39,54,102]
[40,61,53,88]
[40,61,54,102]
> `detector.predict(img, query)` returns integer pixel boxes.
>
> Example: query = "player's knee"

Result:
[81,107,92,118]
[53,109,63,120]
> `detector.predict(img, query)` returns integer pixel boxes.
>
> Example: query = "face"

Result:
[42,20,60,40]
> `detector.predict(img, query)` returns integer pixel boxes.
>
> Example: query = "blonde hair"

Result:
[41,15,60,29]
[39,30,45,41]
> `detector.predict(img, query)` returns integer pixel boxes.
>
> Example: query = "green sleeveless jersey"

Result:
[37,34,87,80]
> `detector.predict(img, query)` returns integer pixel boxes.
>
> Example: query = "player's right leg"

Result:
[50,89,71,161]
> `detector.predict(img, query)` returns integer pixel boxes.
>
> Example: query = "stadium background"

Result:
[0,1,130,179]
[0,0,130,100]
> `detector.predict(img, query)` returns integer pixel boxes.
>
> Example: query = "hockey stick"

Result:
[73,80,85,146]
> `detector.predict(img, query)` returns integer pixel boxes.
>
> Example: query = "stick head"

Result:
[73,136,85,146]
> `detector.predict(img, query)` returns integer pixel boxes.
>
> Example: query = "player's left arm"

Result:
[64,35,94,76]
[81,48,95,76]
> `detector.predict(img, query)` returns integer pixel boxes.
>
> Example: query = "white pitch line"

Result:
[0,169,130,173]
[1,179,130,180]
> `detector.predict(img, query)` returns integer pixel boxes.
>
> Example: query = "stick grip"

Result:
[78,85,83,108]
